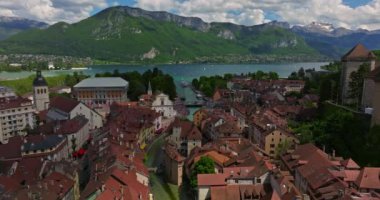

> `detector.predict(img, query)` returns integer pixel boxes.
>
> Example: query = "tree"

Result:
[298,67,305,79]
[190,156,215,188]
[348,63,370,107]
[288,72,298,80]
[192,79,200,89]
[268,72,279,80]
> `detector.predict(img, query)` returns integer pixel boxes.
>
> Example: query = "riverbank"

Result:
[0,62,328,81]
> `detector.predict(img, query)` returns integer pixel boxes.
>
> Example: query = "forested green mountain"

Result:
[0,6,320,63]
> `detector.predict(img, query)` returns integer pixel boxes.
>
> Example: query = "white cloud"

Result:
[134,0,380,30]
[2,0,380,30]
[0,0,108,24]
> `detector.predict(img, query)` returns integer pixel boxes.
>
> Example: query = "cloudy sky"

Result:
[1,0,380,30]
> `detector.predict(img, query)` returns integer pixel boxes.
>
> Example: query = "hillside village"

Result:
[0,44,379,200]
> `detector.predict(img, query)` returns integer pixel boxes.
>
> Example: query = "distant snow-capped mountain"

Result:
[291,22,372,37]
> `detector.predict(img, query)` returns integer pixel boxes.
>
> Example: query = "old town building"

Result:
[0,97,35,144]
[33,70,50,112]
[340,44,377,105]
[74,77,129,106]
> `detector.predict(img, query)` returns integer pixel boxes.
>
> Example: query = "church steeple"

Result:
[33,70,50,112]
[147,81,152,96]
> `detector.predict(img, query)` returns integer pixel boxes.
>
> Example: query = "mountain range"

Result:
[0,6,380,63]
[0,16,48,40]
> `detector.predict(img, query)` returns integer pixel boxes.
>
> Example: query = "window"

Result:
[161,98,164,106]
[270,144,275,148]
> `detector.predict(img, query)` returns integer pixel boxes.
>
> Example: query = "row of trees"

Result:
[192,71,280,97]
[95,68,177,101]
[290,103,380,166]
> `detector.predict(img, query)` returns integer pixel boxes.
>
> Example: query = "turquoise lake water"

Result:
[0,62,328,81]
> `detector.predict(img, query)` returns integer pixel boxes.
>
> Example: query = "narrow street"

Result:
[145,129,180,200]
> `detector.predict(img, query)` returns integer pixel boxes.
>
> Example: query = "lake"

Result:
[0,62,328,81]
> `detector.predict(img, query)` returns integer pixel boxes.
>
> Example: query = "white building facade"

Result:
[33,70,50,112]
[151,93,176,118]
[0,97,35,144]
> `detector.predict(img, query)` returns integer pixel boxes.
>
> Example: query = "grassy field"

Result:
[0,75,66,95]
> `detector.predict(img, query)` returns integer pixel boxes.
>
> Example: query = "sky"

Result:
[1,0,380,30]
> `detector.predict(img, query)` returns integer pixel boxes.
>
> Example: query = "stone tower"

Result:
[340,44,376,105]
[372,77,380,127]
[33,70,50,111]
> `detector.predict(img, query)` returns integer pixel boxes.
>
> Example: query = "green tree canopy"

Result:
[348,63,370,107]
[190,156,215,188]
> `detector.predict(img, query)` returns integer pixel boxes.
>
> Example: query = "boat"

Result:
[71,67,88,70]
[180,80,190,87]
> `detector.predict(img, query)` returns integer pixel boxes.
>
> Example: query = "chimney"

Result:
[323,145,326,152]
[101,184,106,192]
[120,185,124,197]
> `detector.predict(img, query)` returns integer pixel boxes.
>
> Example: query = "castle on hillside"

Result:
[340,44,380,127]
[341,44,376,104]
[340,44,377,105]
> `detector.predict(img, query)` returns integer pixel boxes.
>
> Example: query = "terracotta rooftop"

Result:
[50,96,80,113]
[281,143,341,190]
[172,119,202,141]
[0,136,23,160]
[164,143,185,163]
[55,115,88,135]
[214,121,242,136]
[341,158,360,169]
[0,97,32,110]
[355,167,380,190]
[210,185,240,200]
[342,44,376,61]
[197,173,228,186]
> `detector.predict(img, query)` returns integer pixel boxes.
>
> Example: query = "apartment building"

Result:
[0,97,35,144]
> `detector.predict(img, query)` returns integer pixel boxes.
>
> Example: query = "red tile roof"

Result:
[355,167,380,189]
[344,170,360,182]
[164,143,185,162]
[97,167,149,200]
[172,119,202,141]
[280,144,345,190]
[0,176,21,193]
[342,44,376,61]
[43,172,75,196]
[197,173,228,186]
[210,185,240,200]
[55,115,88,135]
[0,97,32,110]
[50,96,80,113]
[341,158,360,169]
[0,136,23,160]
